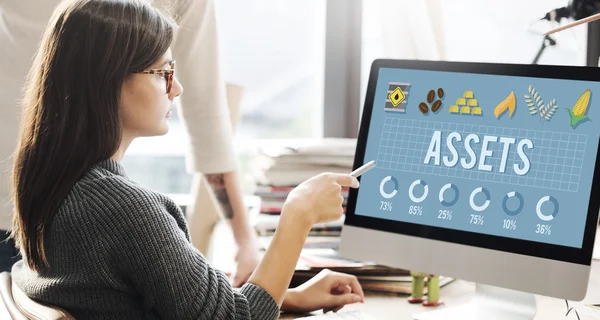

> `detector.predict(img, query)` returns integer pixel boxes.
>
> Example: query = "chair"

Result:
[0,272,26,320]
[0,272,75,320]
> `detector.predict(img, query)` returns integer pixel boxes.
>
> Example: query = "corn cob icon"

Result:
[568,89,591,128]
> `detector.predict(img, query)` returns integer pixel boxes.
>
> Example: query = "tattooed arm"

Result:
[204,172,235,219]
[204,171,260,287]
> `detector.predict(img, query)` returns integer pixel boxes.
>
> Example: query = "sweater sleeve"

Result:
[95,179,279,319]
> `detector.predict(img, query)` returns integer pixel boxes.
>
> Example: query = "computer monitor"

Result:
[339,59,600,320]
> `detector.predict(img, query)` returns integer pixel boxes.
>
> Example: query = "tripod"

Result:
[531,34,557,64]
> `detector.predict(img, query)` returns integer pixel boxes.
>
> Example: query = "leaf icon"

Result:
[525,85,538,115]
[526,85,557,123]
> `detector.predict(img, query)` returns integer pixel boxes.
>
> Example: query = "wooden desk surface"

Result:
[209,222,600,319]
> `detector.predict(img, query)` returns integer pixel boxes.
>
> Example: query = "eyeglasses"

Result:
[138,60,176,94]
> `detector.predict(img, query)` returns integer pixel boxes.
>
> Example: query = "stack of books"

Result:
[292,248,454,295]
[250,138,356,236]
[254,185,350,216]
[257,235,453,295]
[252,138,356,187]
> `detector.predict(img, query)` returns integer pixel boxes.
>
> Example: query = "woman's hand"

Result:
[283,173,359,228]
[281,269,365,314]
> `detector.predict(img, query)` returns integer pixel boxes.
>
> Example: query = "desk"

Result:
[209,222,600,319]
[280,259,600,319]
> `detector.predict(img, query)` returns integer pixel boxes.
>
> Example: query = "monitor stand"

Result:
[413,283,536,320]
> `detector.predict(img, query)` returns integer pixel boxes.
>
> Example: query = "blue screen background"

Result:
[355,67,600,248]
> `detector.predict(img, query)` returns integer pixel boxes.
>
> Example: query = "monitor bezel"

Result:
[345,59,600,266]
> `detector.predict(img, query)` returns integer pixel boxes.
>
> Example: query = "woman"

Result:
[9,0,364,319]
[0,0,262,283]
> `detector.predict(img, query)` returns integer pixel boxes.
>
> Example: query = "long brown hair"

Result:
[10,0,176,271]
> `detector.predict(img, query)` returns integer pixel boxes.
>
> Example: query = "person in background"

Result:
[0,0,260,286]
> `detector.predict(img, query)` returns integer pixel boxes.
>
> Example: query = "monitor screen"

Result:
[353,64,600,251]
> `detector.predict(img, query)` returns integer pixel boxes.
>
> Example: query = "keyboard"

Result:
[296,310,376,319]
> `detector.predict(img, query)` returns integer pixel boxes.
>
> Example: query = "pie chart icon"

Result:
[439,183,459,207]
[536,196,559,221]
[502,191,524,216]
[469,187,491,212]
[380,176,399,199]
[408,179,429,203]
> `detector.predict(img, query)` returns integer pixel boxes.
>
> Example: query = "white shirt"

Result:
[0,0,236,230]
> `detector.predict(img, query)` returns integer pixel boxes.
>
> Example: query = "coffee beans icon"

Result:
[432,100,442,113]
[420,87,444,115]
[427,90,435,104]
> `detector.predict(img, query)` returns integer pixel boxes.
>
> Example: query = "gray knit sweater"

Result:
[11,159,280,319]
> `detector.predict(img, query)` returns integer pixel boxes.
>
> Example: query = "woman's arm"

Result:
[106,181,278,320]
[202,171,325,305]
[108,172,357,318]
[247,205,312,307]
[246,173,360,306]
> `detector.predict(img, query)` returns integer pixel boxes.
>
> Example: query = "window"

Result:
[360,0,588,107]
[216,0,326,140]
[123,1,326,194]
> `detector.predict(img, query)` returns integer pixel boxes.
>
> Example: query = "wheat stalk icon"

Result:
[525,85,558,124]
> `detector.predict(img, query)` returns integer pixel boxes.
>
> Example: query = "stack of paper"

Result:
[250,138,356,235]
[253,214,345,237]
[292,253,453,295]
[252,138,356,188]
[257,235,454,295]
